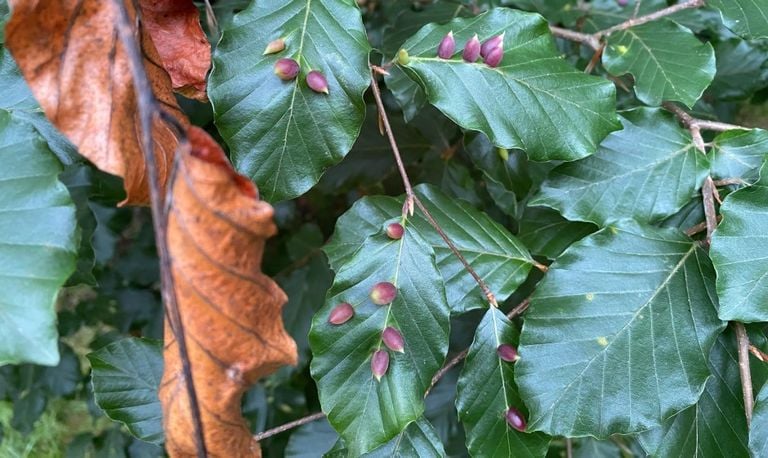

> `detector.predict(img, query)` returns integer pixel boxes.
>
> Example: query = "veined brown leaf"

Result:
[5,0,187,205]
[159,127,297,457]
[139,0,210,101]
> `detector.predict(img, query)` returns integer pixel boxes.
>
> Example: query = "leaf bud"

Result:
[263,38,286,55]
[505,406,527,432]
[370,282,397,305]
[484,45,504,68]
[382,327,405,353]
[480,33,504,59]
[437,31,455,59]
[397,48,410,65]
[371,350,390,381]
[462,34,481,62]
[497,344,520,362]
[274,58,300,80]
[306,70,329,94]
[328,302,354,325]
[386,222,404,240]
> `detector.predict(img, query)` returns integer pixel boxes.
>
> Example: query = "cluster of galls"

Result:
[327,222,408,382]
[437,32,505,67]
[265,38,329,94]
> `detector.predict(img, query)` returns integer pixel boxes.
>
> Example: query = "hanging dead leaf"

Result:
[5,0,187,205]
[139,0,211,101]
[159,126,298,457]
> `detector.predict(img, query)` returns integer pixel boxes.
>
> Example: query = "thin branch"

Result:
[112,2,207,456]
[566,438,573,458]
[584,43,605,74]
[713,177,748,187]
[254,412,327,441]
[701,177,718,247]
[549,26,600,50]
[663,102,752,133]
[684,216,722,237]
[598,0,705,37]
[734,322,754,426]
[750,345,768,363]
[370,66,499,308]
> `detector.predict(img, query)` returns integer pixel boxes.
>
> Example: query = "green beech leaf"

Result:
[456,307,551,457]
[639,328,754,457]
[209,0,371,202]
[709,128,768,184]
[531,108,709,226]
[710,38,768,101]
[396,8,620,161]
[751,382,768,457]
[285,419,339,457]
[87,338,164,445]
[0,110,78,366]
[324,184,534,313]
[708,0,768,39]
[309,224,450,455]
[517,207,597,260]
[710,173,768,322]
[517,221,725,438]
[602,21,716,107]
[325,417,446,457]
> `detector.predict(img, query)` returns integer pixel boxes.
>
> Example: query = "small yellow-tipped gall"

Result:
[480,33,504,59]
[274,58,300,80]
[371,350,390,381]
[386,222,404,240]
[497,344,520,362]
[397,49,410,65]
[370,282,397,305]
[484,45,504,68]
[328,302,354,325]
[263,38,286,55]
[497,148,509,161]
[505,407,527,432]
[307,70,329,94]
[462,34,481,62]
[437,31,455,59]
[382,327,405,353]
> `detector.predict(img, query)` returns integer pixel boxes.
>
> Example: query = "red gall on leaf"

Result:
[385,222,404,240]
[307,70,329,94]
[328,302,354,325]
[480,33,504,59]
[370,282,397,305]
[274,58,299,80]
[484,45,504,68]
[371,350,390,381]
[505,406,527,432]
[263,38,286,55]
[382,327,405,353]
[462,34,481,62]
[497,344,520,362]
[437,31,455,59]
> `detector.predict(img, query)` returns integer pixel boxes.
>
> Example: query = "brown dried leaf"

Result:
[5,0,187,205]
[159,127,298,457]
[139,0,211,101]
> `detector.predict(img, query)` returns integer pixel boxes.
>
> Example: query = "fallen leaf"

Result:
[159,126,298,457]
[139,0,211,101]
[5,0,187,205]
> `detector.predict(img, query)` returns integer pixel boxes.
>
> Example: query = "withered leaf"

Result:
[139,0,211,101]
[159,126,297,457]
[6,0,187,205]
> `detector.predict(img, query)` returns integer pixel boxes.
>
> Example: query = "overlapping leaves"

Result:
[517,221,725,438]
[396,8,620,161]
[531,108,708,226]
[209,0,371,201]
[708,0,768,39]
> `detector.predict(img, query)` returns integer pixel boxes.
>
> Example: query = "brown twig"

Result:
[566,438,573,458]
[750,345,768,363]
[734,322,754,426]
[112,2,207,456]
[584,43,605,74]
[684,215,723,237]
[254,412,327,441]
[713,178,749,187]
[370,66,499,308]
[549,26,600,50]
[598,0,705,37]
[701,177,718,247]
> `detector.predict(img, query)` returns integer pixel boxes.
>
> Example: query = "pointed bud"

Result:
[263,38,286,55]
[397,49,410,65]
[274,58,300,80]
[505,407,527,432]
[437,31,455,59]
[386,222,404,240]
[328,302,354,325]
[480,34,504,59]
[371,350,390,381]
[306,70,329,94]
[497,344,520,362]
[497,148,509,161]
[484,45,504,68]
[370,282,397,305]
[462,34,481,62]
[382,327,405,353]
